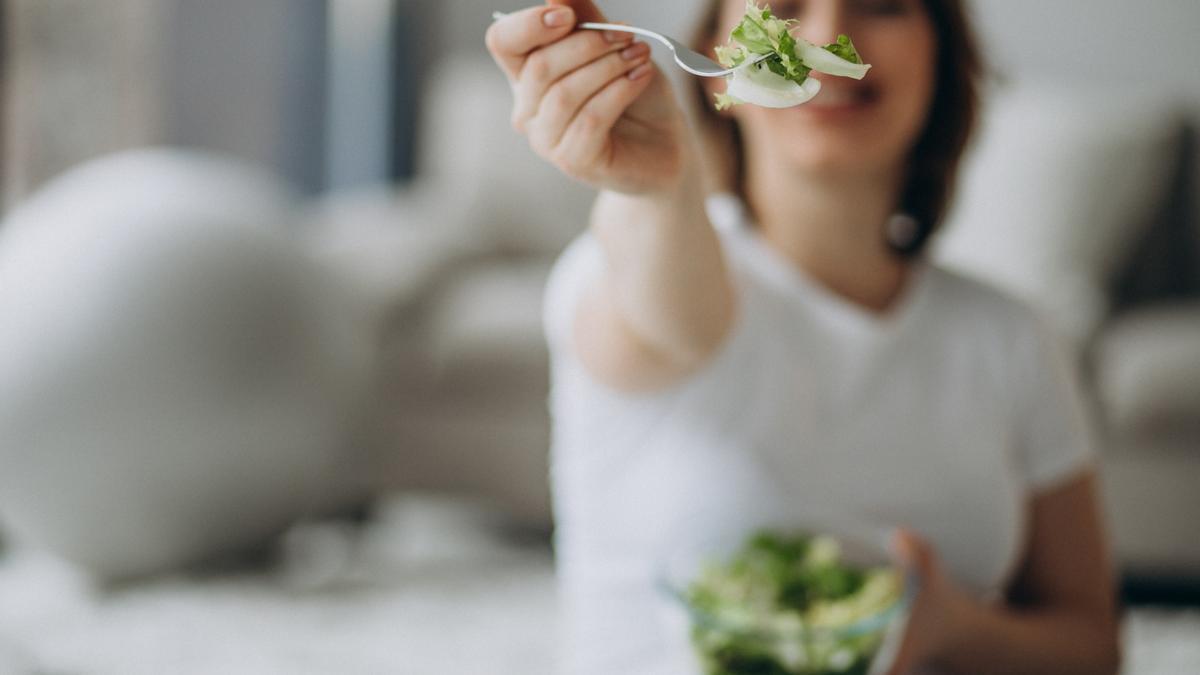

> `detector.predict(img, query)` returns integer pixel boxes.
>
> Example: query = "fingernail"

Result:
[604,30,631,44]
[621,43,648,61]
[543,7,573,27]
[627,63,653,80]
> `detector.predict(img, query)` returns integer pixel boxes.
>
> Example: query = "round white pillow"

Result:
[0,149,375,578]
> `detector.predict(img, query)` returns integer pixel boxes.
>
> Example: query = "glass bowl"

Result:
[656,525,914,675]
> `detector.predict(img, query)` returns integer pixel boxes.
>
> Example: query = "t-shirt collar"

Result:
[705,192,932,339]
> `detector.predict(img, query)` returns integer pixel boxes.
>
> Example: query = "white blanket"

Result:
[0,495,1195,675]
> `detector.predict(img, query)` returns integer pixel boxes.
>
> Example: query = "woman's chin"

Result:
[766,118,910,176]
[776,146,896,177]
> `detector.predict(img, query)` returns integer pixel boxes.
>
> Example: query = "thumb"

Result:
[890,528,935,582]
[546,0,607,24]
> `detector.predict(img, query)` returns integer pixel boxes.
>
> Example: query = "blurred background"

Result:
[0,0,1197,673]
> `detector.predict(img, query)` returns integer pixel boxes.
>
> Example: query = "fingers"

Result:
[489,2,663,189]
[511,30,633,133]
[485,5,578,82]
[547,0,607,23]
[526,42,652,164]
[554,63,657,178]
[883,529,928,675]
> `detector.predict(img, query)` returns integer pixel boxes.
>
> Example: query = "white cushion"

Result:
[374,261,554,526]
[935,85,1184,348]
[1094,303,1200,437]
[301,185,474,322]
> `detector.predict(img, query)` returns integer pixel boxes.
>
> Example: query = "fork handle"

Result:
[576,22,674,51]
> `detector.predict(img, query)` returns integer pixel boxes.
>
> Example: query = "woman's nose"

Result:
[792,0,851,45]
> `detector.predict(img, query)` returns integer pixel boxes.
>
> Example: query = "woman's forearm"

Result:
[937,602,1121,675]
[587,167,735,371]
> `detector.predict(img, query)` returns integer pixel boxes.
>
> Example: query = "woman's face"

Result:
[715,0,937,178]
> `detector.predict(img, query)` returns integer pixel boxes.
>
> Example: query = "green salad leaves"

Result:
[685,531,902,675]
[821,34,864,64]
[714,1,869,110]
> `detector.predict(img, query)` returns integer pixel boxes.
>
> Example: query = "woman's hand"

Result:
[884,473,1121,675]
[485,1,691,195]
[884,529,975,675]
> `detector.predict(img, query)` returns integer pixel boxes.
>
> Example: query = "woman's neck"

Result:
[742,159,911,314]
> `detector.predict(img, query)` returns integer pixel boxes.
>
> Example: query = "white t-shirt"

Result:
[544,194,1094,675]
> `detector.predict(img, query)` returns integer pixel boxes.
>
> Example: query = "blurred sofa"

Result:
[354,56,1200,578]
[936,87,1200,578]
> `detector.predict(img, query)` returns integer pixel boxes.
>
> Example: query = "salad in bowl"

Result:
[659,528,912,675]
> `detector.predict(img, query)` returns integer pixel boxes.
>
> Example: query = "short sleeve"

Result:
[543,233,606,355]
[1012,312,1097,491]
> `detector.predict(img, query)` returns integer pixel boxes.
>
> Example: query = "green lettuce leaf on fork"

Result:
[821,34,863,64]
[714,1,869,111]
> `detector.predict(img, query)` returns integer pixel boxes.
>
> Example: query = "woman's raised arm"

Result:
[486,0,735,391]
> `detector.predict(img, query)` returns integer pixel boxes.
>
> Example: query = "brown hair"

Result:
[688,0,983,257]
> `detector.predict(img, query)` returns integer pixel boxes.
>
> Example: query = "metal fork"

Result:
[491,11,766,77]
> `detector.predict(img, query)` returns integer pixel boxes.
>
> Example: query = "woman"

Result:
[486,1,1121,673]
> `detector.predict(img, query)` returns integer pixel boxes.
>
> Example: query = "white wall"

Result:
[968,0,1200,99]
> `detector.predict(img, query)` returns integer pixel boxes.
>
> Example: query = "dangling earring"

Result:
[885,213,921,251]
